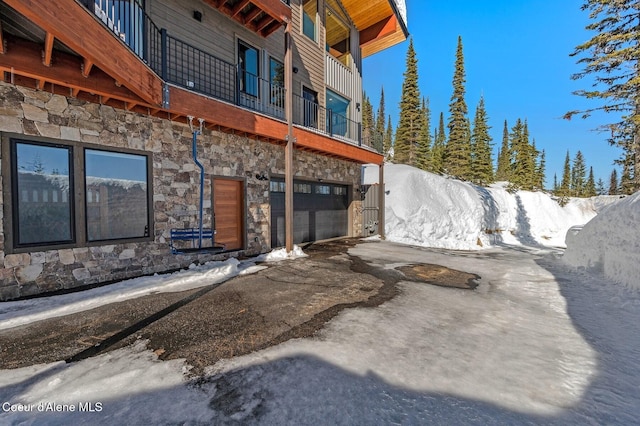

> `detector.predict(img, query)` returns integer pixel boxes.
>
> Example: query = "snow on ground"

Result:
[375,163,604,249]
[563,191,640,289]
[0,246,305,331]
[2,163,639,424]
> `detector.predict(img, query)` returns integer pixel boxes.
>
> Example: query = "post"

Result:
[378,162,385,239]
[284,21,294,252]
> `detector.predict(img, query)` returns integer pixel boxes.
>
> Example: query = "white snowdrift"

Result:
[381,163,599,250]
[563,191,640,289]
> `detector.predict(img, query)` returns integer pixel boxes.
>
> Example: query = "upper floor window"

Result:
[326,89,350,137]
[269,57,285,108]
[238,40,259,97]
[302,0,317,42]
[326,2,350,66]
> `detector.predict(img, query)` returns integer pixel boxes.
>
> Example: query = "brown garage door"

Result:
[213,179,244,250]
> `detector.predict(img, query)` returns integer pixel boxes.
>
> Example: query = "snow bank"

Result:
[382,163,600,250]
[563,192,640,289]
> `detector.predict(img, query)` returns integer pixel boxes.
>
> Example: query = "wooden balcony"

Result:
[0,0,382,165]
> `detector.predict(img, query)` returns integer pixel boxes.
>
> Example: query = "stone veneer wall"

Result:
[0,81,363,301]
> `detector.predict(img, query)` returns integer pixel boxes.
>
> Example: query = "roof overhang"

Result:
[341,0,408,58]
[201,0,290,38]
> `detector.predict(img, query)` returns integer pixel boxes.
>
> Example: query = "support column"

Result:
[378,162,385,239]
[284,21,294,252]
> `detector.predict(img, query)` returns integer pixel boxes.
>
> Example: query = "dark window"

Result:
[302,86,318,128]
[12,141,74,246]
[238,40,259,97]
[85,149,149,241]
[6,137,152,251]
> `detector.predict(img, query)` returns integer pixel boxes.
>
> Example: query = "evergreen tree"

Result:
[568,0,640,193]
[572,151,587,196]
[495,120,511,181]
[445,36,472,179]
[394,38,423,166]
[536,149,546,190]
[470,96,493,185]
[585,166,597,197]
[375,87,386,153]
[361,93,376,150]
[596,177,605,195]
[560,151,572,196]
[415,97,432,171]
[619,150,635,195]
[383,115,394,160]
[609,168,619,195]
[509,119,534,189]
[553,173,559,193]
[431,112,446,174]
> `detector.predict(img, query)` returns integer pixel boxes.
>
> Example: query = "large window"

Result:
[326,89,350,137]
[85,149,149,241]
[302,86,318,128]
[302,0,317,41]
[12,141,74,247]
[6,137,151,251]
[238,40,259,97]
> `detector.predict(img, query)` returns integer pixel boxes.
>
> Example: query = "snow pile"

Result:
[382,163,600,250]
[563,191,640,289]
[255,245,307,262]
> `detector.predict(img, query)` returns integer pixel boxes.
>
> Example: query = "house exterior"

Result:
[0,0,408,301]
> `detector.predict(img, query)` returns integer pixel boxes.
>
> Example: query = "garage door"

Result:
[270,178,349,248]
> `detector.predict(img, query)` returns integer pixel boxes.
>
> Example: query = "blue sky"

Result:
[362,0,621,187]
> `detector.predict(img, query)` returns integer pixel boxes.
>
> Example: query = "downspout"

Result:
[189,116,205,248]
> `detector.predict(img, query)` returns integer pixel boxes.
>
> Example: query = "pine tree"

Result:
[509,119,529,189]
[383,115,394,160]
[596,177,605,195]
[361,93,376,150]
[445,36,472,179]
[495,120,511,181]
[415,97,432,171]
[568,0,640,193]
[536,149,546,190]
[470,96,493,185]
[553,173,559,193]
[619,149,635,195]
[560,151,572,196]
[375,87,386,154]
[572,151,587,196]
[394,38,423,166]
[585,166,597,197]
[609,168,619,195]
[431,112,446,174]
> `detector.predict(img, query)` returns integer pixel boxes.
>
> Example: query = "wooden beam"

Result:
[232,0,251,17]
[4,0,163,106]
[0,36,151,107]
[42,32,54,66]
[243,6,263,24]
[82,58,94,78]
[0,21,4,55]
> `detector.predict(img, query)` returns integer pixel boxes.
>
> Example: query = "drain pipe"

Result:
[188,116,205,248]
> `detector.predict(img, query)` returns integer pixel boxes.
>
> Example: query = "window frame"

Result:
[237,39,260,98]
[1,133,154,254]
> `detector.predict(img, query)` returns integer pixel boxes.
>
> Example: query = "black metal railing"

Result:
[80,0,365,146]
[292,94,361,143]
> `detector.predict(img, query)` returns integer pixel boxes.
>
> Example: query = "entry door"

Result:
[213,179,244,250]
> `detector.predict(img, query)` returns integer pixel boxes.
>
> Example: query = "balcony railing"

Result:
[80,0,372,148]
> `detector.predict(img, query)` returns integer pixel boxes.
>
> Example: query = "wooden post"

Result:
[378,162,385,239]
[284,21,294,252]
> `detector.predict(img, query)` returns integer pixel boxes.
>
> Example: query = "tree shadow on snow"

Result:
[531,254,640,425]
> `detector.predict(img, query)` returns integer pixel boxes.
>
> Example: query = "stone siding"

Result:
[0,81,363,301]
